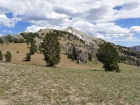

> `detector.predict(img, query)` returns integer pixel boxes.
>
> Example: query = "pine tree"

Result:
[96,42,120,72]
[26,53,31,61]
[88,53,92,61]
[5,51,12,62]
[30,43,37,55]
[0,50,3,61]
[136,60,139,66]
[41,32,60,67]
[0,38,3,44]
[72,46,78,60]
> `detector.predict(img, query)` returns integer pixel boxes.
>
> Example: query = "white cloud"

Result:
[2,30,13,34]
[2,30,7,32]
[25,18,137,43]
[0,14,17,27]
[94,33,105,39]
[121,1,140,11]
[0,0,140,45]
[25,25,44,32]
[129,26,140,34]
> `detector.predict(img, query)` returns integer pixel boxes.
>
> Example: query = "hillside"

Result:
[0,27,140,105]
[0,27,140,67]
[130,45,140,51]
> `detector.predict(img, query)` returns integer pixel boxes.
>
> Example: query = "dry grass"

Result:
[0,43,140,105]
[0,43,29,63]
[0,43,103,69]
[0,63,140,105]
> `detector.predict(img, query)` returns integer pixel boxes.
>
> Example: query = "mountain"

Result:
[130,45,140,51]
[36,27,140,66]
[64,27,105,49]
[64,27,98,44]
[1,27,140,67]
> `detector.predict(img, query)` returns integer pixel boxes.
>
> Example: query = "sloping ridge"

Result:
[63,27,103,47]
[130,45,140,51]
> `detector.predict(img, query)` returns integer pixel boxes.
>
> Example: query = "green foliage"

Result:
[14,39,25,43]
[0,50,3,61]
[88,53,92,61]
[26,53,31,61]
[30,43,37,55]
[20,32,40,44]
[2,35,25,43]
[5,35,14,43]
[4,51,12,62]
[39,45,42,53]
[68,46,79,61]
[72,46,78,60]
[97,42,120,72]
[41,32,60,67]
[0,37,3,44]
[116,45,140,66]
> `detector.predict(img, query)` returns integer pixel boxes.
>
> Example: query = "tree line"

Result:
[0,35,25,44]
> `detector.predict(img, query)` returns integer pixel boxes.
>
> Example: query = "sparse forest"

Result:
[0,29,140,68]
[0,28,140,105]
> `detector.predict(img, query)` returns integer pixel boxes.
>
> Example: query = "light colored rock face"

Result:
[64,27,101,48]
[13,34,24,39]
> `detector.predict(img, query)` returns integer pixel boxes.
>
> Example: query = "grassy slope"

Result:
[0,43,102,69]
[0,43,29,64]
[0,63,139,105]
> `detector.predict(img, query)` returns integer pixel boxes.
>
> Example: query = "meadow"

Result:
[0,62,139,105]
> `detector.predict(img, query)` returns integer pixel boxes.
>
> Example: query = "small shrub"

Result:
[16,51,20,53]
[0,50,3,61]
[5,51,12,62]
[30,43,37,55]
[26,53,31,61]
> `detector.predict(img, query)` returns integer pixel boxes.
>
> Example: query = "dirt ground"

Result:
[0,100,8,105]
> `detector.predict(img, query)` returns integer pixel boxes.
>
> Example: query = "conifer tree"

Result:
[88,53,92,61]
[26,53,31,61]
[5,51,12,62]
[97,42,120,72]
[30,43,37,55]
[0,38,3,44]
[0,50,3,61]
[41,32,60,67]
[72,46,78,60]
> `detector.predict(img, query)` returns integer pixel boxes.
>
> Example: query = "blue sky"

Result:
[0,0,140,47]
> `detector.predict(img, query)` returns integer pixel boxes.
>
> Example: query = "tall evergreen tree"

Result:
[30,43,37,55]
[88,53,92,61]
[0,38,3,44]
[72,46,78,60]
[41,32,60,67]
[0,50,3,61]
[96,42,120,72]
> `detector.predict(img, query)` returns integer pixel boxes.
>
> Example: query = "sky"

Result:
[0,0,140,47]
